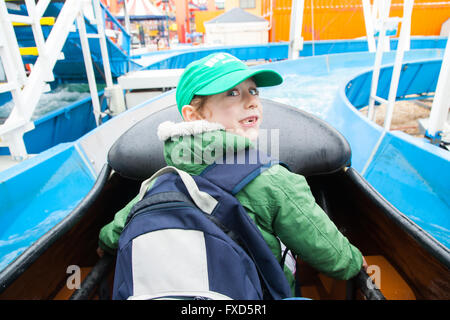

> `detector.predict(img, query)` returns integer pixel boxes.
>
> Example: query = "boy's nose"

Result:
[245,102,257,109]
[244,94,259,109]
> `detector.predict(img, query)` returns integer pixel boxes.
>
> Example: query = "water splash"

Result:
[0,83,93,120]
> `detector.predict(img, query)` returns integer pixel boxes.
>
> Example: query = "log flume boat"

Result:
[0,98,448,300]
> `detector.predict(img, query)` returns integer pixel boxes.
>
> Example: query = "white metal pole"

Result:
[3,131,29,161]
[25,0,45,54]
[123,0,131,71]
[93,0,113,88]
[367,2,389,120]
[362,0,376,52]
[372,0,379,22]
[76,13,102,126]
[24,0,54,82]
[0,31,30,160]
[24,0,46,53]
[36,0,51,18]
[288,0,305,60]
[383,0,414,131]
[378,0,392,52]
[0,45,27,122]
[426,36,450,143]
[0,15,26,119]
[0,1,27,88]
[123,0,131,35]
[269,0,274,33]
[402,0,412,51]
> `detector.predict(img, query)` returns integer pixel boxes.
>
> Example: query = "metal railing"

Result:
[361,0,415,175]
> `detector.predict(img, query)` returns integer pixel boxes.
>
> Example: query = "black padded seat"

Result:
[108,98,351,180]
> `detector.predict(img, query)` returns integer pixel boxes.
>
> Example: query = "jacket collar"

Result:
[158,120,254,175]
[157,120,225,142]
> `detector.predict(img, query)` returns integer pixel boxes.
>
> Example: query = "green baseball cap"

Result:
[175,52,283,115]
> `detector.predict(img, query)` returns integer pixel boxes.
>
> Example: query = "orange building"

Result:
[261,0,450,42]
[109,0,450,43]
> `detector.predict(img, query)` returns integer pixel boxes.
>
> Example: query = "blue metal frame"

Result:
[139,43,289,70]
[0,91,108,156]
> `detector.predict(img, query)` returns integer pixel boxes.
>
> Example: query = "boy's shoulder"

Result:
[236,163,309,205]
[259,163,306,187]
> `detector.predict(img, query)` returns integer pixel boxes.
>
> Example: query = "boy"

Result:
[98,52,366,296]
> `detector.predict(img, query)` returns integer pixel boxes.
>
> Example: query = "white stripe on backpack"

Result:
[131,229,211,298]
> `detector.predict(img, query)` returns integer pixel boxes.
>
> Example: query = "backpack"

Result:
[112,149,293,300]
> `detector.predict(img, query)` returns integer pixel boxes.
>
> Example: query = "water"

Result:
[259,71,350,119]
[0,83,100,121]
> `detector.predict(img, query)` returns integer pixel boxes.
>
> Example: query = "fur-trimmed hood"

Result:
[157,120,253,175]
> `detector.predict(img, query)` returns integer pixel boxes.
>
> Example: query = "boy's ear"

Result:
[181,105,203,121]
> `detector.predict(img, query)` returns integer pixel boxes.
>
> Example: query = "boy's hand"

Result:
[96,247,104,258]
[362,256,368,271]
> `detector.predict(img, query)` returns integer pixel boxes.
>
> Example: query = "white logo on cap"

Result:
[204,53,239,67]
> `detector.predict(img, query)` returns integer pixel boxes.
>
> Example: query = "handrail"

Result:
[69,253,114,300]
[354,269,386,300]
[99,1,130,57]
[425,36,450,144]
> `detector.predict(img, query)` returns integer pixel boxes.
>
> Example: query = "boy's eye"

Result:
[228,89,240,96]
[249,88,259,96]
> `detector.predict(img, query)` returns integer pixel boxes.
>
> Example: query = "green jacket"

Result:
[99,120,363,294]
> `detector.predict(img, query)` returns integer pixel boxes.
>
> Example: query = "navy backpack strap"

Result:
[200,148,293,299]
[200,148,288,195]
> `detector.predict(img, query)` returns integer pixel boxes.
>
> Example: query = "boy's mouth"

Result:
[239,116,259,127]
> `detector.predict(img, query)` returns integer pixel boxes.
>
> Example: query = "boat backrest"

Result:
[108,98,351,180]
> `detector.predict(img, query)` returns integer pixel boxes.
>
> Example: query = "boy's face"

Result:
[201,78,262,141]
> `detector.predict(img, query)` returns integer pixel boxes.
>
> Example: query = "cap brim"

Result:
[195,69,283,96]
